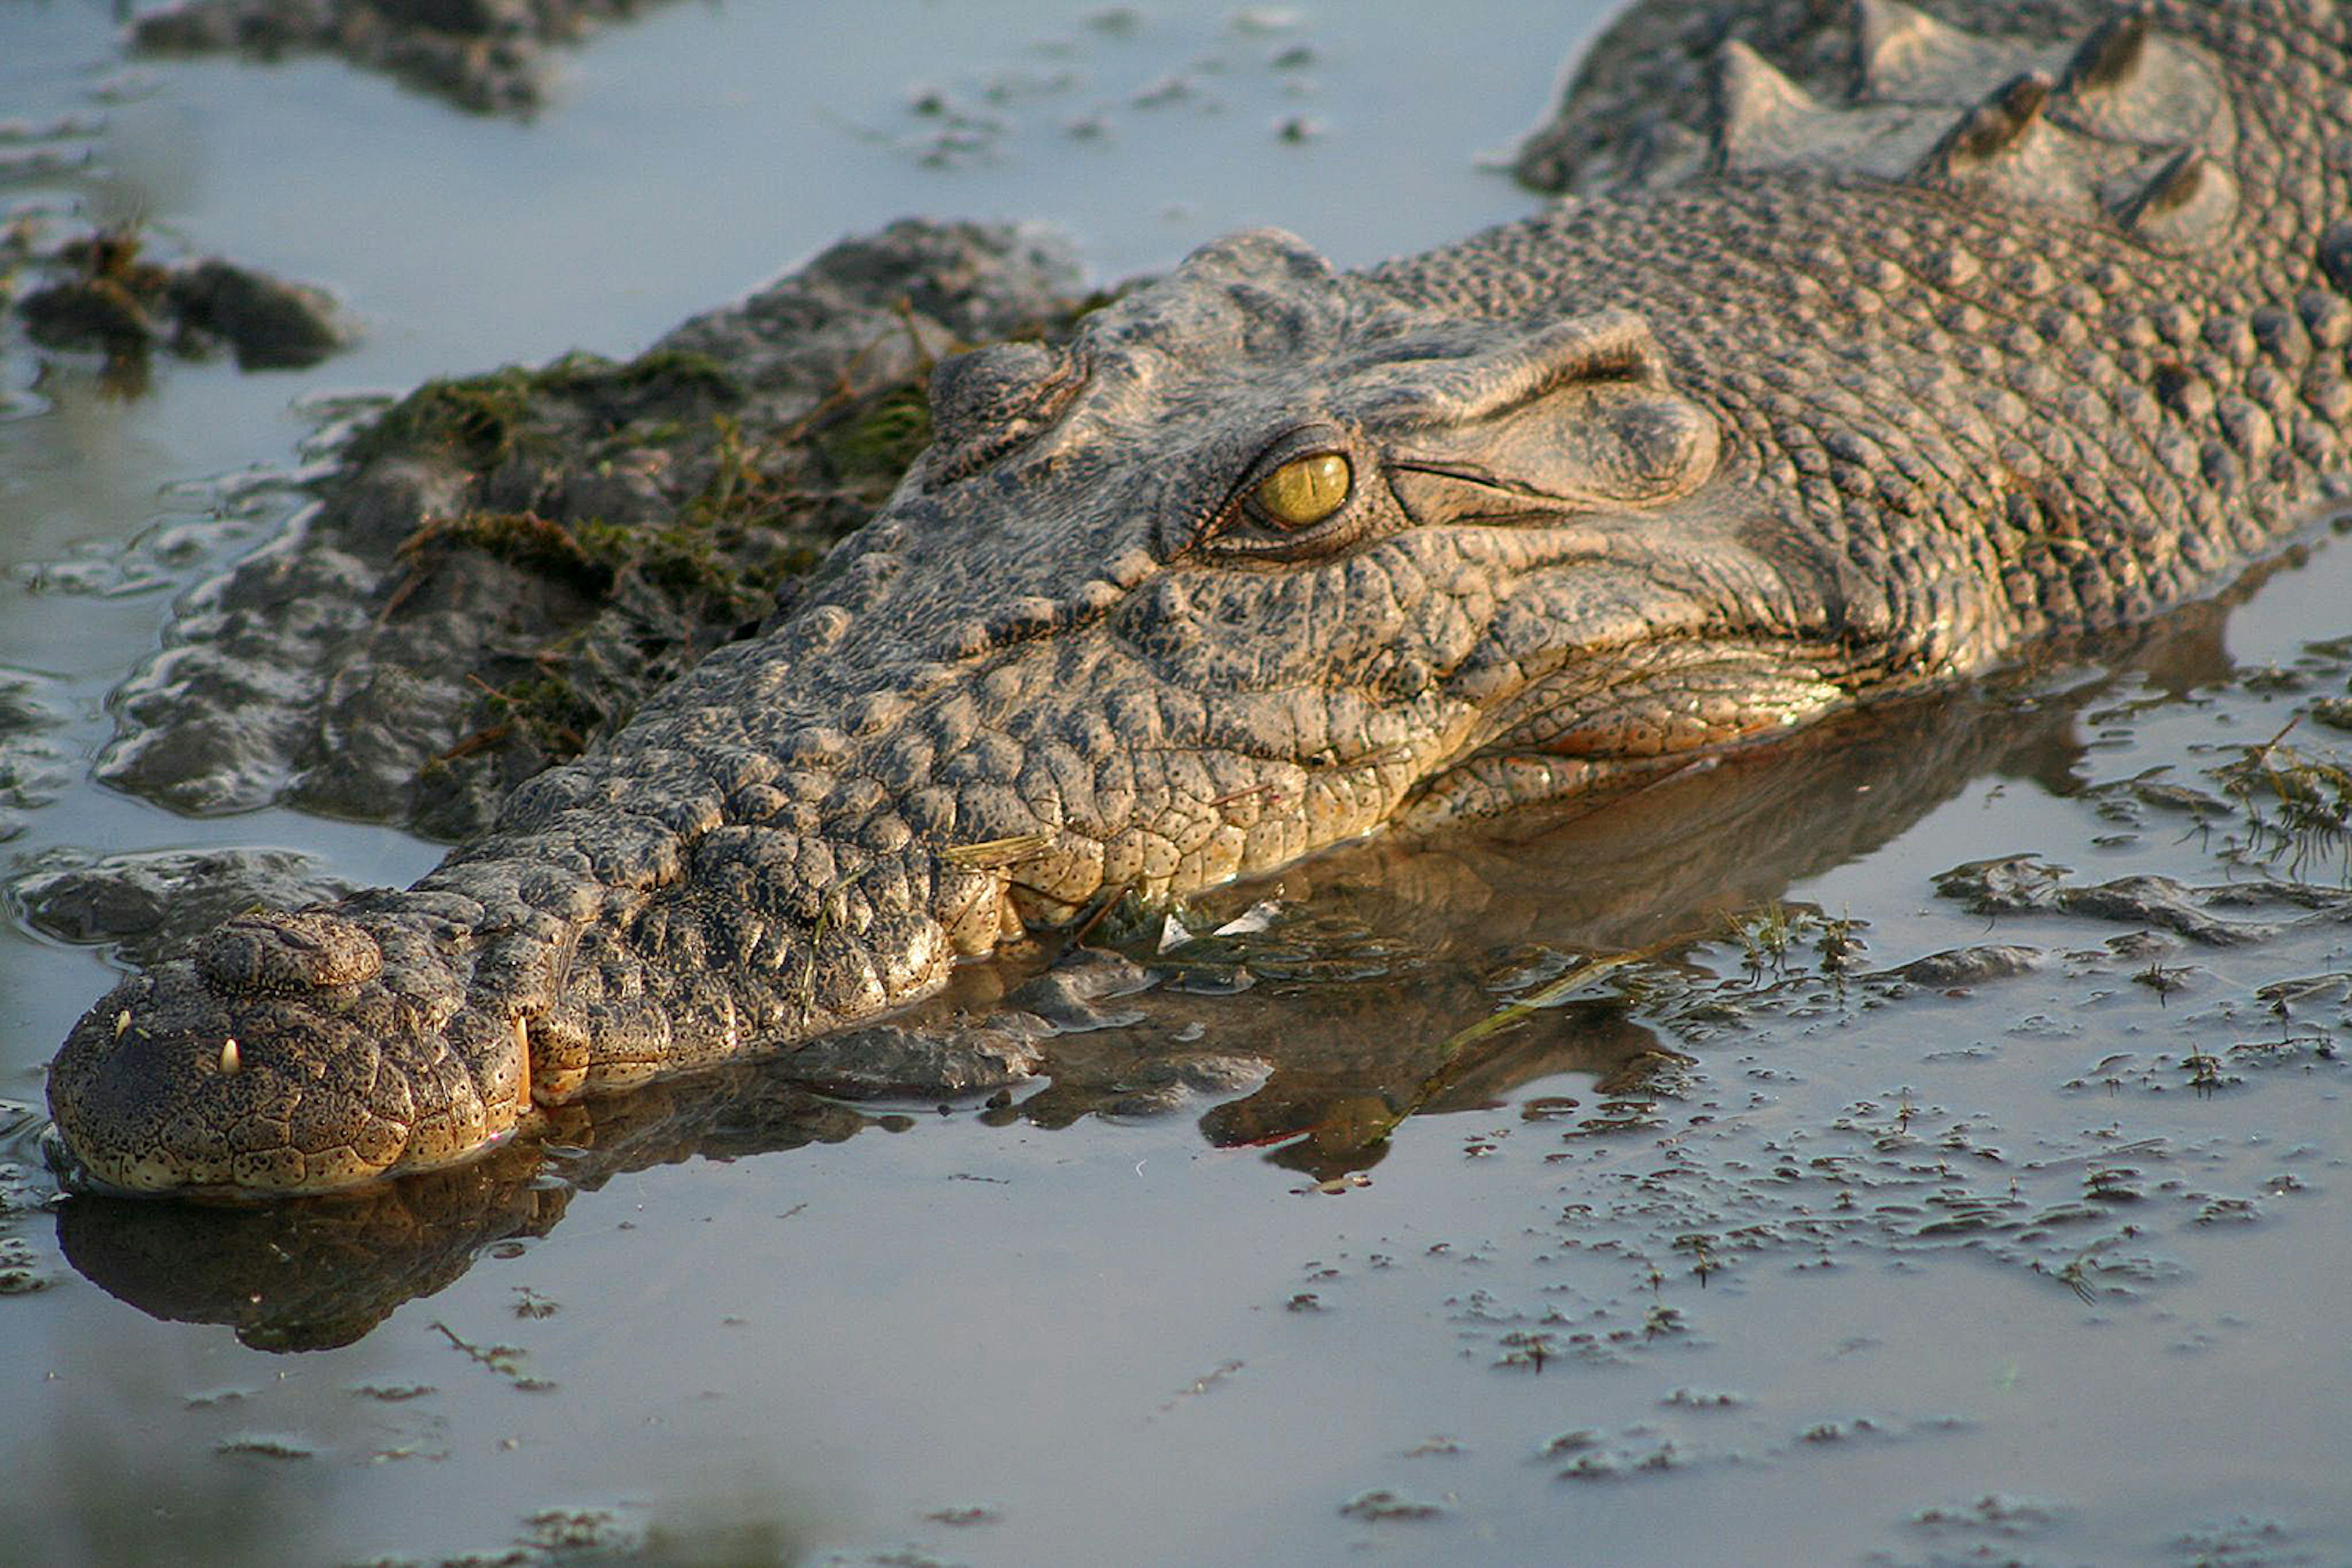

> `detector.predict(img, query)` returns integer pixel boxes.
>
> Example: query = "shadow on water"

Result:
[12,1409,315,1568]
[6,1313,821,1566]
[48,569,2264,1353]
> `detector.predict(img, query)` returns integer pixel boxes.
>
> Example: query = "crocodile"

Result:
[58,682,2158,1349]
[46,0,2352,1194]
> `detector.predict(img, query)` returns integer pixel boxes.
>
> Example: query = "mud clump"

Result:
[165,258,352,369]
[130,0,671,115]
[12,848,355,967]
[10,227,352,385]
[0,673,70,843]
[1930,854,2347,944]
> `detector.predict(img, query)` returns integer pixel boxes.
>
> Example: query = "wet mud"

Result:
[14,229,350,375]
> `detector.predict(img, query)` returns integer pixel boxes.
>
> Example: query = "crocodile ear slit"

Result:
[1396,310,1673,429]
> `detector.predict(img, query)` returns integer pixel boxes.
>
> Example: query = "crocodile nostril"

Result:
[195,910,383,995]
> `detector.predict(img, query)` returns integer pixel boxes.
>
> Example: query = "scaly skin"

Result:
[48,0,2352,1193]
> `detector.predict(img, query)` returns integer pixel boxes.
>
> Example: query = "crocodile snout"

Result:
[48,911,530,1196]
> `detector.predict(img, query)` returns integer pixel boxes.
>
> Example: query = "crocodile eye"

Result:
[1253,452,1351,528]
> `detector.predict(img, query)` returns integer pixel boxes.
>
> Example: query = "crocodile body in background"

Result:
[45,0,2352,1193]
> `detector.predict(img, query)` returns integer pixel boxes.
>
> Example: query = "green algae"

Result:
[461,668,609,764]
[2211,724,2352,880]
[399,509,619,594]
[813,382,933,505]
[347,349,741,472]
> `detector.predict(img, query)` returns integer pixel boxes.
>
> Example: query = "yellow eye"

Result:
[1253,452,1351,528]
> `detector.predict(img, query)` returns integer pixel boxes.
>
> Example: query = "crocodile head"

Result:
[840,227,1854,888]
[48,228,1864,1196]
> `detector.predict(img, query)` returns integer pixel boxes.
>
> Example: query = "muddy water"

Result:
[4,4,2351,1566]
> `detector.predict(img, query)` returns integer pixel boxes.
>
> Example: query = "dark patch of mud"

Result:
[3,217,351,396]
[0,671,70,843]
[127,0,659,115]
[11,846,353,968]
[1932,853,2352,947]
[93,219,1082,840]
